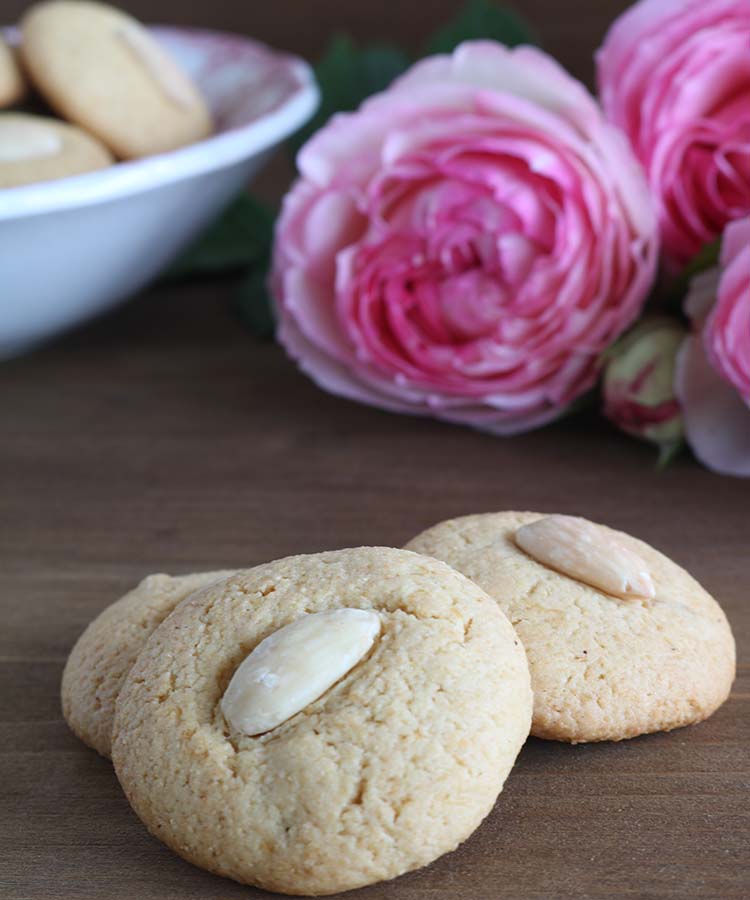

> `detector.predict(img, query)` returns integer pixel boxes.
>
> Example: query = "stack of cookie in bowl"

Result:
[1,0,212,188]
[62,513,736,895]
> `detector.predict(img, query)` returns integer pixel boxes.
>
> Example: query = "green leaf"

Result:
[425,0,538,55]
[165,194,275,280]
[160,191,277,340]
[657,439,684,470]
[289,34,411,155]
[680,237,722,282]
[235,256,276,342]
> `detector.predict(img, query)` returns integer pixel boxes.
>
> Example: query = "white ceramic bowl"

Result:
[0,26,318,358]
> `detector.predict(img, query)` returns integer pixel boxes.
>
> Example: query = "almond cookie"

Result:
[112,548,532,895]
[20,1,212,159]
[406,512,736,743]
[0,37,26,107]
[0,112,113,188]
[62,570,233,757]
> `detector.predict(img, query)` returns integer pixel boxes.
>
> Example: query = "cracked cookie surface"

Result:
[405,512,736,743]
[112,547,532,896]
[62,570,233,757]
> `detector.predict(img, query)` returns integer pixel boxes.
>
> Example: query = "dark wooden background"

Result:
[1,0,632,85]
[1,2,747,899]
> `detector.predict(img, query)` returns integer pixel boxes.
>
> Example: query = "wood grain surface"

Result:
[1,1,748,898]
[0,0,632,85]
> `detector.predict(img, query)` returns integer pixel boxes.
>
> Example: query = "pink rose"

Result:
[597,0,750,269]
[705,219,750,401]
[273,42,658,435]
[676,216,750,477]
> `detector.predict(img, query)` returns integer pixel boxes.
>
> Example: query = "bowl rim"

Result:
[0,24,318,221]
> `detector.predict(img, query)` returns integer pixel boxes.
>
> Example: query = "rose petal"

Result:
[676,335,750,477]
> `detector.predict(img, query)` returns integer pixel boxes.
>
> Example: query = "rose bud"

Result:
[602,317,686,453]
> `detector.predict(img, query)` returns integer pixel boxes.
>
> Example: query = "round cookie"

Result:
[62,570,233,758]
[0,37,26,107]
[405,512,736,744]
[112,548,532,895]
[0,112,113,188]
[21,1,212,159]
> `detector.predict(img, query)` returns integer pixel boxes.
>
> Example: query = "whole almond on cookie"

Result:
[112,548,532,895]
[221,609,381,736]
[515,514,655,600]
[406,511,735,743]
[0,113,112,188]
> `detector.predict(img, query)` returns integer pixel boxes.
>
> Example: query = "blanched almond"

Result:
[515,515,655,601]
[117,23,201,110]
[221,608,381,736]
[0,118,62,162]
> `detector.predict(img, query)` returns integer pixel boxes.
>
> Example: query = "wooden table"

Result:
[2,279,748,900]
[1,1,748,898]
